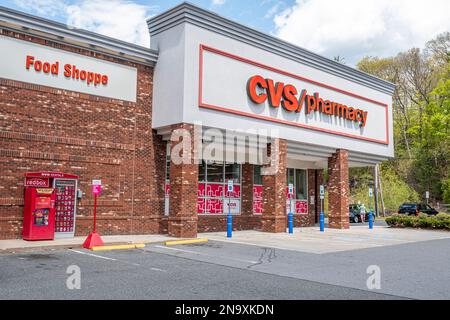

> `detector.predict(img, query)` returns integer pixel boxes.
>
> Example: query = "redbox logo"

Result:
[247,75,369,127]
[25,178,50,187]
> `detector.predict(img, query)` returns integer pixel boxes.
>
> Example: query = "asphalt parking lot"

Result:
[0,243,397,300]
[1,225,449,300]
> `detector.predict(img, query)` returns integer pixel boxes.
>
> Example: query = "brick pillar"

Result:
[241,163,254,216]
[327,149,349,229]
[261,139,287,233]
[168,123,199,238]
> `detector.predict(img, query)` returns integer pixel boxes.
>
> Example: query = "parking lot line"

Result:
[152,245,259,264]
[68,249,118,261]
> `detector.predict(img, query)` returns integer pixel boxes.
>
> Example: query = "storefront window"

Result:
[224,163,241,183]
[286,168,307,200]
[287,168,295,186]
[165,159,170,180]
[165,143,171,181]
[253,165,262,185]
[199,160,206,182]
[206,161,224,182]
[295,169,307,200]
[197,161,242,215]
[253,165,263,214]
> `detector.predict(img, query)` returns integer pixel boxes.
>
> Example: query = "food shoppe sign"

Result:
[199,45,390,145]
[25,55,109,87]
[0,35,137,102]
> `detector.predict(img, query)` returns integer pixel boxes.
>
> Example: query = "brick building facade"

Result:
[0,25,167,239]
[0,3,395,240]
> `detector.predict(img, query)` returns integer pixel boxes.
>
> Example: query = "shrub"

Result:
[386,213,450,231]
[436,213,450,220]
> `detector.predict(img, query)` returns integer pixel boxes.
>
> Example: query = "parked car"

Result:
[398,203,439,216]
[349,204,373,223]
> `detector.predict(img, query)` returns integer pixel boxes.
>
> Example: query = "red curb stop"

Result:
[83,232,104,249]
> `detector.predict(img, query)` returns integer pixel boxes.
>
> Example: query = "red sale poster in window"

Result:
[253,185,263,214]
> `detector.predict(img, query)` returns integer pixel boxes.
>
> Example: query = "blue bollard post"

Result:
[320,212,325,232]
[288,212,293,234]
[227,213,232,238]
[369,210,374,229]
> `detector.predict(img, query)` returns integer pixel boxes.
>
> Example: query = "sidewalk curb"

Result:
[1,237,210,254]
[0,240,164,254]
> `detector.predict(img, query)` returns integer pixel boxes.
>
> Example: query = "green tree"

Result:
[355,32,449,205]
[350,165,419,212]
[411,64,450,201]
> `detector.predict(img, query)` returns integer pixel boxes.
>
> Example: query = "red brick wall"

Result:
[0,30,167,239]
[328,149,350,229]
[261,139,288,233]
[198,215,261,233]
[241,163,253,216]
[167,123,199,238]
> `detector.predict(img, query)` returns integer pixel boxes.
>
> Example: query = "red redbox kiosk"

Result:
[23,187,56,240]
[23,172,79,240]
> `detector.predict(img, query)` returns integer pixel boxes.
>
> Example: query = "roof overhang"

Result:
[0,6,158,66]
[148,2,396,95]
[157,126,388,167]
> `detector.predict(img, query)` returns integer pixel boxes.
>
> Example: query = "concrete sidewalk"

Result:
[200,225,450,254]
[0,234,176,253]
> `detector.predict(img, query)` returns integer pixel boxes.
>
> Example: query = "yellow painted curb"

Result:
[91,243,145,251]
[164,238,209,246]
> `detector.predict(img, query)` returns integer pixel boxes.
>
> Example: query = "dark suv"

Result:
[398,203,439,216]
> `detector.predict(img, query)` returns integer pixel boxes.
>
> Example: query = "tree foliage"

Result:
[350,165,419,212]
[354,32,450,206]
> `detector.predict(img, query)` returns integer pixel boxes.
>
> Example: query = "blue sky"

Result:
[1,0,293,35]
[1,0,449,66]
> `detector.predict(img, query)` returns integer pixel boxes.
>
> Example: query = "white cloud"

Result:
[66,0,156,47]
[15,0,158,47]
[212,0,226,6]
[274,0,450,65]
[14,0,66,16]
[264,2,282,19]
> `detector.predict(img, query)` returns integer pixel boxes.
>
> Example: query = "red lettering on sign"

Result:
[248,76,369,127]
[266,79,284,108]
[26,55,34,70]
[25,55,109,87]
[281,84,298,112]
[247,75,267,104]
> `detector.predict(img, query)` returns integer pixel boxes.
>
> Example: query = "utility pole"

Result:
[373,164,379,217]
[377,164,386,217]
